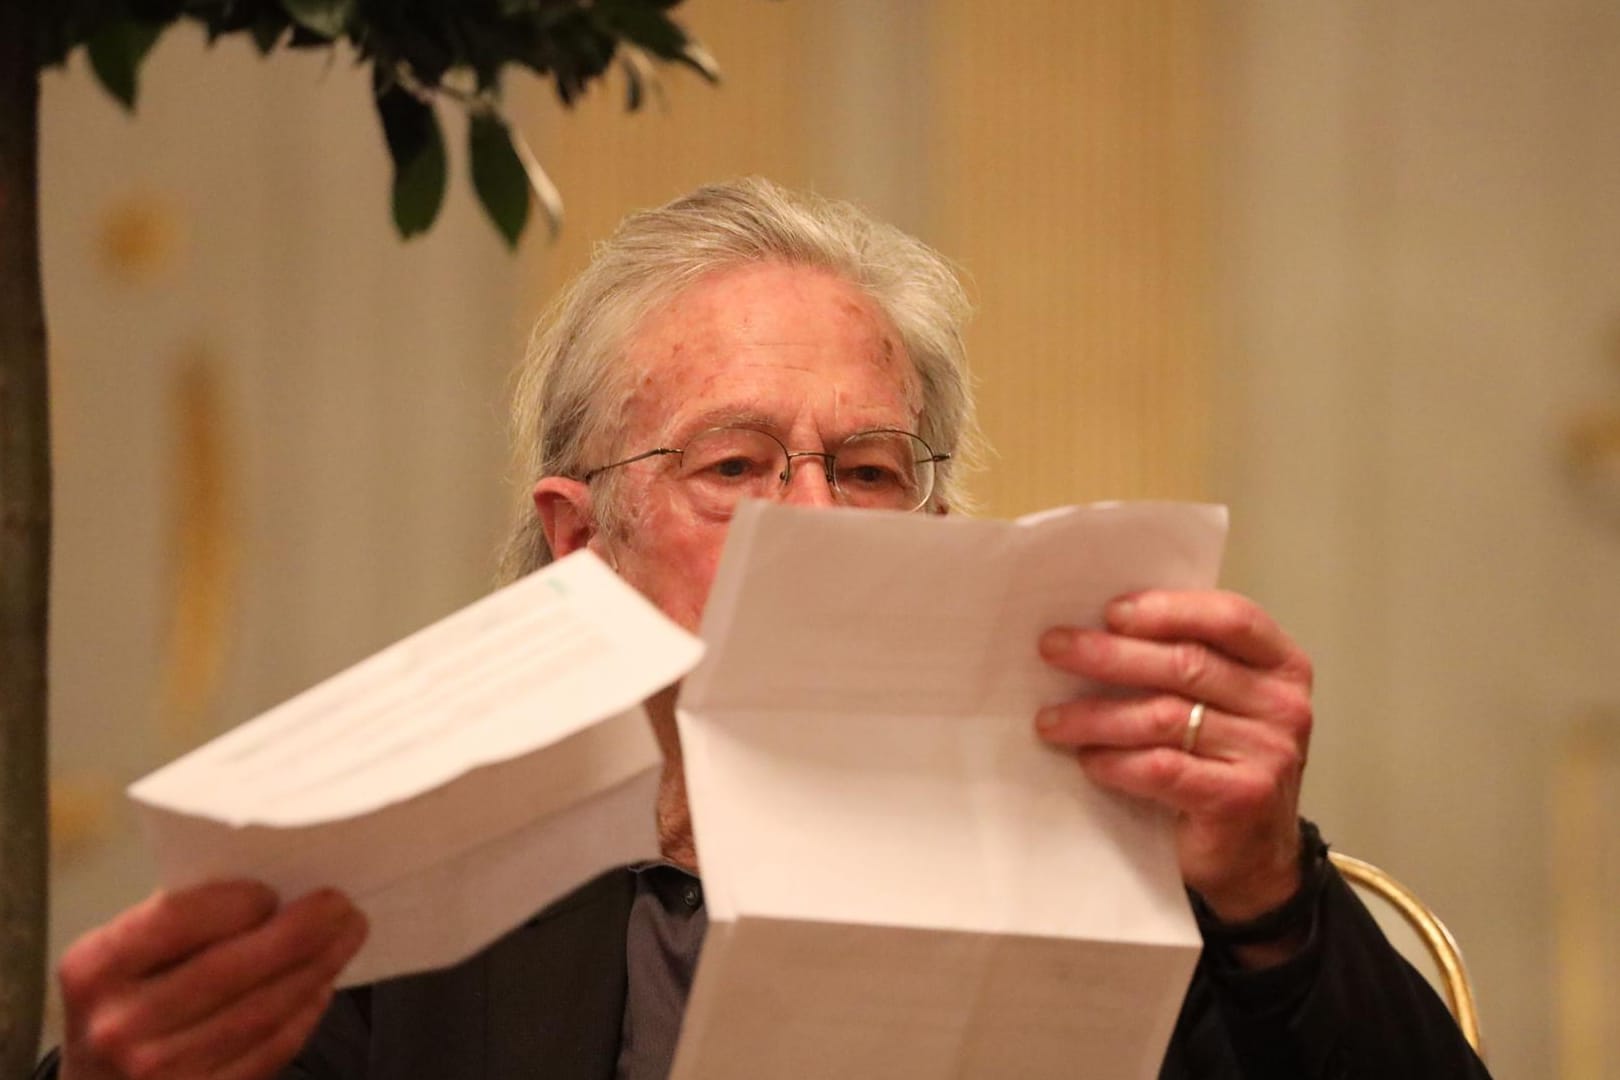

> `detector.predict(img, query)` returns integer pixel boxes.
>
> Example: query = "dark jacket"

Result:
[279,863,1493,1080]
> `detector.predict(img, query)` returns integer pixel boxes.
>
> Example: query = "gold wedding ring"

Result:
[1181,701,1207,754]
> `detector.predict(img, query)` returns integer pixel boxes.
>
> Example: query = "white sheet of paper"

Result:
[128,551,703,985]
[674,500,1229,1079]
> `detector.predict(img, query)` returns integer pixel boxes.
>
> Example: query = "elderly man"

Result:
[47,180,1490,1080]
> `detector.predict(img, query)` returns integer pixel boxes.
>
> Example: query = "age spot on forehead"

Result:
[621,262,923,436]
[835,293,916,392]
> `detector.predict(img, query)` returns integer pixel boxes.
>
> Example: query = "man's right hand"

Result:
[56,881,367,1080]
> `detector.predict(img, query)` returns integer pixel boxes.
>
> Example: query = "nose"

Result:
[780,452,838,508]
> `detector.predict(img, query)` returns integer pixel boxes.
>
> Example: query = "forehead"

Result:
[618,261,921,440]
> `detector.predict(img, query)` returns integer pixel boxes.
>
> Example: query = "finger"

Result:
[210,983,337,1080]
[61,881,279,998]
[1105,590,1308,678]
[1040,629,1291,719]
[115,889,363,1041]
[1036,695,1298,764]
[1074,744,1290,820]
[133,909,365,1079]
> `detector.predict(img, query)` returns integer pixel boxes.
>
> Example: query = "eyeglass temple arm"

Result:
[581,447,681,482]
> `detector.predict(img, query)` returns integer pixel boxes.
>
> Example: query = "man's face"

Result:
[539,261,922,632]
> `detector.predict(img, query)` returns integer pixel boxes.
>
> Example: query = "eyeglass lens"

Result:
[675,427,934,512]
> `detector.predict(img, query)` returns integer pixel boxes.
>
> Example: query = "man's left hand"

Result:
[1034,590,1313,923]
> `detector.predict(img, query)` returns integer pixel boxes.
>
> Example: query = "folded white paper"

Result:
[673,500,1229,1079]
[129,551,703,985]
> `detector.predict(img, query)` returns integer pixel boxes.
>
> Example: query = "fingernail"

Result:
[1107,597,1137,625]
[1039,629,1073,657]
[1036,707,1061,730]
[318,888,350,912]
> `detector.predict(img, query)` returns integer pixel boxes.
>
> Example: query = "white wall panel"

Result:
[1214,4,1620,1075]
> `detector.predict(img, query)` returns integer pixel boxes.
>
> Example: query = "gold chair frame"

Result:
[1330,851,1484,1057]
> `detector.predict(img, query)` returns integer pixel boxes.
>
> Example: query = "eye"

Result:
[678,427,786,488]
[709,455,761,480]
[836,440,914,490]
[839,462,902,489]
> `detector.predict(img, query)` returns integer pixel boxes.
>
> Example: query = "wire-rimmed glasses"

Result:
[582,425,949,515]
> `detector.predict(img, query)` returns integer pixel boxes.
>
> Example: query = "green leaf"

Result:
[620,55,645,111]
[374,81,447,239]
[455,21,512,92]
[286,24,334,48]
[250,13,289,54]
[590,1,718,85]
[85,20,165,110]
[592,0,688,61]
[195,1,268,43]
[280,0,354,40]
[468,114,530,249]
[676,38,721,84]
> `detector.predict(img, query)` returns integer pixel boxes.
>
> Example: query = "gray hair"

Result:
[498,177,983,582]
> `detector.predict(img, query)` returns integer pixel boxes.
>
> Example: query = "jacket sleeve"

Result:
[1160,865,1493,1079]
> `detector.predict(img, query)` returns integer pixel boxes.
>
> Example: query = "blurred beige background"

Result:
[38,2,1620,1076]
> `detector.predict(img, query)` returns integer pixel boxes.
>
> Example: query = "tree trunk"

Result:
[0,0,50,1072]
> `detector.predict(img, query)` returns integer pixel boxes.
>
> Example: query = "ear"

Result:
[532,476,597,559]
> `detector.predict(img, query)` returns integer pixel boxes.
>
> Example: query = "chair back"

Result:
[1330,851,1484,1057]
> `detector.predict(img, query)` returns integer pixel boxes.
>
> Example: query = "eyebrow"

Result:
[665,409,922,447]
[661,408,780,446]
